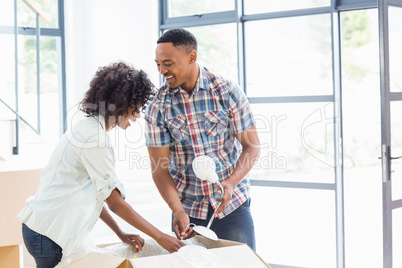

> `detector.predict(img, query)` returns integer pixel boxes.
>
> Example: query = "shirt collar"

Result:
[197,65,209,91]
[92,115,107,131]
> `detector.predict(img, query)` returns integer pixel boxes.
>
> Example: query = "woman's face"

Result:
[117,109,140,130]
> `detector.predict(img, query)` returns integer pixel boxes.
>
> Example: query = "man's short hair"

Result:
[157,28,197,52]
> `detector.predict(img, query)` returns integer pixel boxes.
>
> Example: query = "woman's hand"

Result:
[156,233,186,253]
[118,232,145,253]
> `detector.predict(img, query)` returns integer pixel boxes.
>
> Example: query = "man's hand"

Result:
[173,210,195,240]
[118,232,145,253]
[213,180,235,217]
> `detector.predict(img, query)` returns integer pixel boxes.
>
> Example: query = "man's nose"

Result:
[159,65,167,75]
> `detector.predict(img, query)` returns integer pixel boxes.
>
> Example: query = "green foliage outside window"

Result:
[18,0,59,94]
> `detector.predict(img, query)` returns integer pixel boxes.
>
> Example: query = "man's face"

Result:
[155,42,195,91]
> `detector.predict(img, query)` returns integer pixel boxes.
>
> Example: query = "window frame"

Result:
[0,0,67,154]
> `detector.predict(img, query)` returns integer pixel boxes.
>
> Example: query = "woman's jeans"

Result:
[22,224,63,268]
[174,198,256,251]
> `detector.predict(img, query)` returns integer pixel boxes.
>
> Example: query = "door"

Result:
[378,0,402,267]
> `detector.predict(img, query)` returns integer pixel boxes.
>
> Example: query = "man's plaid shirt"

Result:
[145,66,256,220]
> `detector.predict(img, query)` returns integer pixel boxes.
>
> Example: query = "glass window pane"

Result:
[38,36,60,140]
[250,102,335,183]
[1,34,61,159]
[389,6,402,92]
[245,14,333,97]
[391,101,402,201]
[251,186,336,267]
[168,0,234,17]
[341,9,383,268]
[0,35,16,112]
[18,0,58,28]
[393,208,402,268]
[18,35,39,128]
[0,34,16,157]
[185,24,238,85]
[17,35,61,158]
[0,0,14,26]
[244,0,330,14]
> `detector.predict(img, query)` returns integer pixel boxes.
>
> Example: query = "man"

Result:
[145,28,260,250]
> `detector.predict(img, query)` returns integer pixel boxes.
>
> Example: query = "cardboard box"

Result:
[0,166,42,268]
[0,167,42,247]
[65,236,270,268]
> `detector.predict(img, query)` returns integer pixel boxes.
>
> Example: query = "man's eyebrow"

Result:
[155,59,172,63]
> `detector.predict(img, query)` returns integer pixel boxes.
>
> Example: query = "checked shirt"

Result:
[145,66,256,220]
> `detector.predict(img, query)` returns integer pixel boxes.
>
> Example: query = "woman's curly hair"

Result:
[80,62,155,120]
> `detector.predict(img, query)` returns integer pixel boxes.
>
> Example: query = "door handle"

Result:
[382,145,388,182]
[378,156,402,160]
[379,145,402,182]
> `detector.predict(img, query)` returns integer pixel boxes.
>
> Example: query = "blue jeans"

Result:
[175,198,256,251]
[22,224,63,268]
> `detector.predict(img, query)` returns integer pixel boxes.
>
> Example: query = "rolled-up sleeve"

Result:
[80,134,126,202]
[229,84,256,134]
[144,102,171,147]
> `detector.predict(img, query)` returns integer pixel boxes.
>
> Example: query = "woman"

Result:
[18,62,185,267]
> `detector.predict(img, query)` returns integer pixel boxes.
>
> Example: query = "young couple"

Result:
[19,28,260,267]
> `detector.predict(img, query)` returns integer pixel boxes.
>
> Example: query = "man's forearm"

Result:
[152,173,184,214]
[147,146,184,214]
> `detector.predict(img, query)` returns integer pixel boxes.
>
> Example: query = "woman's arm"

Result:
[99,206,144,252]
[105,189,185,253]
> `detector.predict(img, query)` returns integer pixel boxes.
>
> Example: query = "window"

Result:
[245,14,333,97]
[0,0,66,158]
[250,102,335,183]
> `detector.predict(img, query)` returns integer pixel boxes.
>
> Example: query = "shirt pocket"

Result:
[204,110,228,136]
[167,115,189,144]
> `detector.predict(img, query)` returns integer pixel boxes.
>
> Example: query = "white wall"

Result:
[64,0,161,179]
[65,0,160,111]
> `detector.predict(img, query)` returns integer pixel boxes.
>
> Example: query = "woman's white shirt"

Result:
[18,115,126,249]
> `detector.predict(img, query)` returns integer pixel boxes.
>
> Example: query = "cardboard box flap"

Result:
[194,235,244,249]
[129,253,191,267]
[209,245,270,267]
[193,236,270,267]
[64,236,270,268]
[64,252,126,268]
[130,243,270,268]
